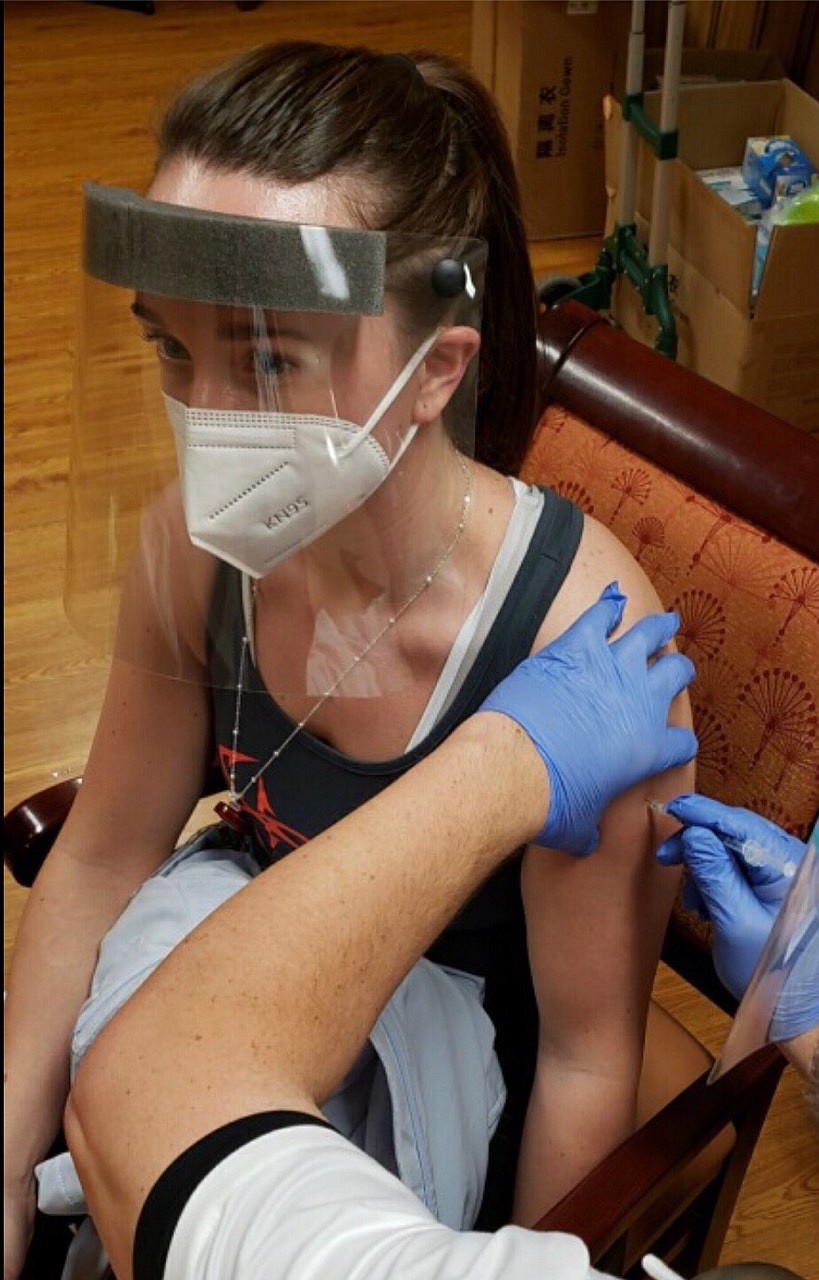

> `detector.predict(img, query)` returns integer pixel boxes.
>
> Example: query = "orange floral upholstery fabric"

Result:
[522,406,819,842]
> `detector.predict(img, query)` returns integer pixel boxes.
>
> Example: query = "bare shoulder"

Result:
[535,513,663,650]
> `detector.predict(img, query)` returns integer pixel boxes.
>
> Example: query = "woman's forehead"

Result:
[133,292,363,343]
[148,157,364,232]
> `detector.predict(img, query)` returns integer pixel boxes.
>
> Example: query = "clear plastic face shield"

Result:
[68,183,486,701]
[710,821,818,1081]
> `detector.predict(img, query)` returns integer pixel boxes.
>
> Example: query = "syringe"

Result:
[647,799,798,879]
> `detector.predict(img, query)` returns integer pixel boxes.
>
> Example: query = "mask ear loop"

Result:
[337,327,441,460]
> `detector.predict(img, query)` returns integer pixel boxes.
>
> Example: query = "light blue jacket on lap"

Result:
[36,827,506,1277]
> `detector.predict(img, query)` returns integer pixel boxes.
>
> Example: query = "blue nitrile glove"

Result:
[479,582,697,855]
[656,793,809,1001]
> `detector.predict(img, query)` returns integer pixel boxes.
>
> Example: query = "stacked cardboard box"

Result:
[605,80,819,432]
[472,0,632,239]
[471,3,784,241]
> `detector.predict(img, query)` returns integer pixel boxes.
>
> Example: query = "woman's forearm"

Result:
[4,846,154,1178]
[512,1051,638,1225]
[5,664,207,1182]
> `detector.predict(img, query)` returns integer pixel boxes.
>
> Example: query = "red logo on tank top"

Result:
[218,745,308,855]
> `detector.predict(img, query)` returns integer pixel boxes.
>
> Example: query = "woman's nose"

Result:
[185,372,265,412]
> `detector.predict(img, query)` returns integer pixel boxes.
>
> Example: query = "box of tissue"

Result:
[741,135,817,208]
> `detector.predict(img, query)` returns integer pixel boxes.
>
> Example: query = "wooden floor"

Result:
[4,3,817,1274]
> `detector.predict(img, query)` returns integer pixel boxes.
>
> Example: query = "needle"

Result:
[647,799,797,878]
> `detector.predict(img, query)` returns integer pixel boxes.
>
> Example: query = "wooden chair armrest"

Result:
[4,760,228,888]
[532,1043,785,1260]
[3,778,82,887]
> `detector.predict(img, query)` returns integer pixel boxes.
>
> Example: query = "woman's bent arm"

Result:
[512,519,693,1223]
[4,653,212,1274]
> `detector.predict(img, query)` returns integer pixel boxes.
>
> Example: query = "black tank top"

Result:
[209,487,581,909]
[209,486,582,1224]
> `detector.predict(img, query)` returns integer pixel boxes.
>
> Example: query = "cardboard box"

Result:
[638,48,784,93]
[604,80,819,432]
[471,1,632,239]
[470,9,783,241]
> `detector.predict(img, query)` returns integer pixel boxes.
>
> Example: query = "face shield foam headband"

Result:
[164,327,440,578]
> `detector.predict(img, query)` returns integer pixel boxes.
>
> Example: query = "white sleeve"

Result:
[165,1123,616,1280]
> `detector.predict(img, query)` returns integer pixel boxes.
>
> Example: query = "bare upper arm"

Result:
[522,516,694,1056]
[56,490,217,884]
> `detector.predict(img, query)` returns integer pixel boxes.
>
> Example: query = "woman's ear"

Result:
[412,327,481,425]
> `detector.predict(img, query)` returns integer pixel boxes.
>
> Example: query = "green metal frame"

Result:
[543,94,680,360]
[561,224,677,359]
[622,92,679,161]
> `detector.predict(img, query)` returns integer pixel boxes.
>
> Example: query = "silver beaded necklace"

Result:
[216,453,473,831]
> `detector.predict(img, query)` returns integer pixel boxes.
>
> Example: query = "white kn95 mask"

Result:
[164,331,438,578]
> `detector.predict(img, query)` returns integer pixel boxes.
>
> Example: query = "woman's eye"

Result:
[253,349,291,378]
[142,331,190,363]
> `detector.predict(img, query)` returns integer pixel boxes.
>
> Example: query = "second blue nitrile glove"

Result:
[656,794,809,1001]
[479,582,697,855]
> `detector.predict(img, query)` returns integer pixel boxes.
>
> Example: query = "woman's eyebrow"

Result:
[129,298,309,344]
[219,319,310,342]
[130,298,165,326]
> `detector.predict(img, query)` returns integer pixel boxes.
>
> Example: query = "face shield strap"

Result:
[82,182,387,314]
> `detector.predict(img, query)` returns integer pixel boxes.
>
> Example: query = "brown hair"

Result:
[157,42,538,475]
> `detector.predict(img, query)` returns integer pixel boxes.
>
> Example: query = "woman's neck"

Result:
[292,428,476,615]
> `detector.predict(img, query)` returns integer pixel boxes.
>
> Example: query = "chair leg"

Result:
[693,1056,785,1271]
